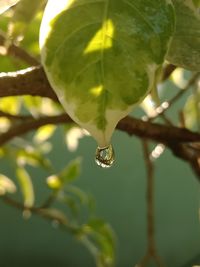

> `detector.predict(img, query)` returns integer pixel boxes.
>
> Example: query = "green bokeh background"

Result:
[0,127,200,267]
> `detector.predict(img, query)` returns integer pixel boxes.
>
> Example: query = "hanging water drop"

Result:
[95,144,115,168]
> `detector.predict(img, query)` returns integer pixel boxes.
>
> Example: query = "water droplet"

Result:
[95,144,115,168]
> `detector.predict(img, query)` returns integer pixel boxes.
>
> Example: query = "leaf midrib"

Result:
[98,0,110,132]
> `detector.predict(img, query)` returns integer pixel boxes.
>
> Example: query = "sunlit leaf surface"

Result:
[40,0,174,147]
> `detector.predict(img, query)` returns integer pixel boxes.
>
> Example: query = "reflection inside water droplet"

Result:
[95,144,115,168]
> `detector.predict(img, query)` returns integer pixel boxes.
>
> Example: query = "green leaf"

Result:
[60,157,82,183]
[81,218,115,267]
[166,0,200,70]
[60,194,80,218]
[66,185,93,208]
[46,158,82,190]
[16,167,34,208]
[40,0,174,147]
[184,88,200,130]
[22,96,42,117]
[16,148,52,169]
[0,174,16,195]
[192,0,200,7]
[0,96,21,114]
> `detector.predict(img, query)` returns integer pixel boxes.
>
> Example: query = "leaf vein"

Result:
[54,21,102,58]
[122,0,156,34]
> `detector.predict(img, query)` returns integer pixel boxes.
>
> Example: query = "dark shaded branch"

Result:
[137,141,165,267]
[0,66,58,101]
[0,113,72,146]
[168,142,200,179]
[0,113,199,147]
[117,117,200,144]
[0,66,200,179]
[161,63,176,81]
[0,112,200,159]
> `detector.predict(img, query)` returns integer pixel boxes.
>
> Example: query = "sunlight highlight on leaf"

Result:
[47,174,62,190]
[0,174,16,195]
[34,124,56,144]
[90,85,104,97]
[171,68,187,88]
[65,127,89,152]
[84,19,114,55]
[0,96,21,114]
[40,0,175,148]
[16,167,34,208]
[0,118,11,133]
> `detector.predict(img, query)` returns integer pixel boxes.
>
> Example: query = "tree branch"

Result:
[136,141,165,267]
[0,113,199,147]
[0,66,58,101]
[0,66,200,178]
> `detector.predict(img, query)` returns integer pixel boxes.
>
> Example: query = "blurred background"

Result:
[0,125,200,267]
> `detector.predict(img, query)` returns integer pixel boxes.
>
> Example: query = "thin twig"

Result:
[0,113,199,179]
[148,72,200,121]
[136,141,165,267]
[0,113,199,147]
[0,66,58,101]
[1,195,77,232]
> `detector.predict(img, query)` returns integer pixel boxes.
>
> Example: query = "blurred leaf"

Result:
[0,117,11,133]
[8,0,46,43]
[66,185,94,210]
[0,0,19,15]
[192,0,200,7]
[39,98,62,116]
[184,88,200,130]
[17,147,52,169]
[39,208,68,225]
[60,158,82,184]
[0,173,16,195]
[47,174,62,190]
[22,96,42,117]
[167,0,200,70]
[64,195,80,217]
[16,167,34,208]
[65,126,89,152]
[34,124,56,144]
[20,11,43,56]
[46,158,81,190]
[0,148,5,157]
[0,96,21,114]
[81,218,115,267]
